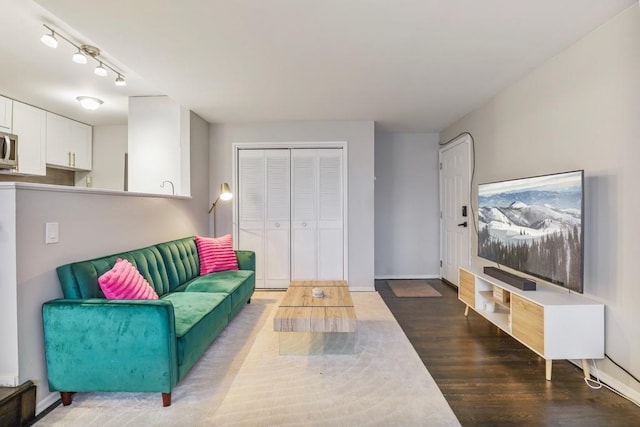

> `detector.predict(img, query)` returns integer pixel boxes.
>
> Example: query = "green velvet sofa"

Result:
[42,236,255,407]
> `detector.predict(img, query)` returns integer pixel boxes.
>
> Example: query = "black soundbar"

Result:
[483,267,536,291]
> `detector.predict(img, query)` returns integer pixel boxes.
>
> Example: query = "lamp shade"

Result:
[219,182,232,201]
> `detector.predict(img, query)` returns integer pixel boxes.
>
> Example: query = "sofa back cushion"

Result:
[57,246,171,299]
[98,258,160,300]
[155,237,200,292]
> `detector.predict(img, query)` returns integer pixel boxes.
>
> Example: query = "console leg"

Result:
[464,305,469,317]
[247,298,251,304]
[581,359,591,379]
[162,392,171,407]
[545,360,552,381]
[60,392,73,406]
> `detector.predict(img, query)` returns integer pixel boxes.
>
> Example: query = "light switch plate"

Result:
[45,222,59,244]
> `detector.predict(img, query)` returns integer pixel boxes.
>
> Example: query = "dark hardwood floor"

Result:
[376,279,640,426]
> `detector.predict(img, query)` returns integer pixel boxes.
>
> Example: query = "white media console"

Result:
[459,267,604,380]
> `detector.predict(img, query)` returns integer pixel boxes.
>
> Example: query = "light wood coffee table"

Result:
[273,280,357,354]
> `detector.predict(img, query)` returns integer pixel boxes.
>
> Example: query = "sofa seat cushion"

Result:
[160,292,231,372]
[185,270,253,294]
[184,270,254,318]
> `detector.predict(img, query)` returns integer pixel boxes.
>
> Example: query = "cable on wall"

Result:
[439,131,478,237]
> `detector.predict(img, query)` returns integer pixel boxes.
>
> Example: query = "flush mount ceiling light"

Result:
[76,96,104,110]
[40,24,127,87]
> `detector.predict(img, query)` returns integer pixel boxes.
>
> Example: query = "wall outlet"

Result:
[45,222,59,244]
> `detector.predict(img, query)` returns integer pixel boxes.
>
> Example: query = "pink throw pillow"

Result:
[98,258,159,300]
[195,234,239,275]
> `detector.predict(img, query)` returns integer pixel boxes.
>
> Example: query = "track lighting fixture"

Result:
[40,24,127,87]
[76,96,104,110]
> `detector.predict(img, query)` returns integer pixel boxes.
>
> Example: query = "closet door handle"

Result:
[275,223,280,228]
[302,222,307,227]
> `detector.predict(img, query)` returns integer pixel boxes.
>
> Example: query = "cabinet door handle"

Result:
[302,222,307,227]
[68,152,71,166]
[275,223,280,228]
[72,152,76,167]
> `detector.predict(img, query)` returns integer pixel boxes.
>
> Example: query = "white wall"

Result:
[441,5,640,402]
[128,96,191,196]
[374,132,440,278]
[75,125,127,190]
[209,121,375,291]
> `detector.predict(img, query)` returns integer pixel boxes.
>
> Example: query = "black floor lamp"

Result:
[209,182,233,237]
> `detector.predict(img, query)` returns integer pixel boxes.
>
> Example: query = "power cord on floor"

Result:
[584,359,640,408]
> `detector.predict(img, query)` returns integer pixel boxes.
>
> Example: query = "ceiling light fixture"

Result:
[94,62,107,77]
[72,48,87,64]
[115,74,127,87]
[76,96,104,110]
[40,24,127,87]
[40,29,58,48]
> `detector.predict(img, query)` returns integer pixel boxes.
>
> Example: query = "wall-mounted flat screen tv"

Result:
[477,170,584,293]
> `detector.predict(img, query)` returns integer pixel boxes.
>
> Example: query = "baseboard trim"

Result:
[349,286,376,292]
[36,391,61,416]
[375,274,440,280]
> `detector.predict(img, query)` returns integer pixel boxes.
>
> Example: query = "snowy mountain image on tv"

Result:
[478,170,583,293]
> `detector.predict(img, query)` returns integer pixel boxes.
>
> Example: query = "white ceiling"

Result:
[1,0,635,132]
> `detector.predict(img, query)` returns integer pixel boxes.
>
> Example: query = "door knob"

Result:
[457,221,468,227]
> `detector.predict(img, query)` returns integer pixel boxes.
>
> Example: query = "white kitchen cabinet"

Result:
[11,101,46,176]
[46,112,92,171]
[0,96,13,132]
[70,120,92,170]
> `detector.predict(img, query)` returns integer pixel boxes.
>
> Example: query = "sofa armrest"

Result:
[42,299,178,393]
[235,250,255,271]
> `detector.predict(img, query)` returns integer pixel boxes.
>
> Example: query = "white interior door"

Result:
[291,148,344,281]
[238,150,266,287]
[238,149,291,288]
[264,150,291,288]
[291,149,318,279]
[317,149,344,279]
[440,136,471,286]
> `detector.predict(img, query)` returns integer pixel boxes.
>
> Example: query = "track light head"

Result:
[72,49,87,64]
[95,62,107,77]
[115,75,127,87]
[41,30,58,48]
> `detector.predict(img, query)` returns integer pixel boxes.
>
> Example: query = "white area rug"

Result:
[39,291,460,426]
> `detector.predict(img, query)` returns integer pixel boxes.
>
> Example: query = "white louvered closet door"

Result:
[291,148,344,281]
[238,149,291,288]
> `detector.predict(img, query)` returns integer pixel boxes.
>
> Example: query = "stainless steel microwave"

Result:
[0,131,18,169]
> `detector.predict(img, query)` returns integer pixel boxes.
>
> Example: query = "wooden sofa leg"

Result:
[60,392,73,406]
[162,392,171,407]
